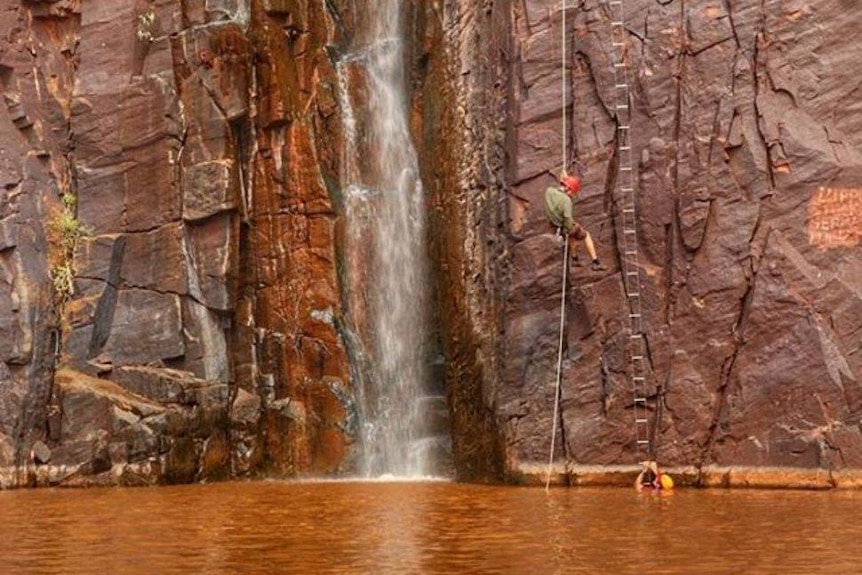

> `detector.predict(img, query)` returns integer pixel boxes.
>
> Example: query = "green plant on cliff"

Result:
[55,210,85,253]
[136,10,156,43]
[60,191,76,209]
[51,262,75,298]
[50,191,90,301]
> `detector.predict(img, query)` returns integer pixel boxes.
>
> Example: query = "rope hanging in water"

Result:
[545,2,569,493]
[545,239,569,492]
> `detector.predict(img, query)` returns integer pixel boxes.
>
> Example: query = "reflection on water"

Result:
[1,481,860,574]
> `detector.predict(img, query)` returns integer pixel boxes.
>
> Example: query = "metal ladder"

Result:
[608,0,649,460]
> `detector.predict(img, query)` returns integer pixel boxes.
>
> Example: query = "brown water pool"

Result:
[1,480,860,574]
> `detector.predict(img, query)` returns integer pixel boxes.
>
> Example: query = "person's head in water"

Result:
[560,172,581,196]
[639,460,660,488]
[640,460,674,490]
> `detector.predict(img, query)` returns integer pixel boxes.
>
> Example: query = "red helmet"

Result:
[561,175,581,195]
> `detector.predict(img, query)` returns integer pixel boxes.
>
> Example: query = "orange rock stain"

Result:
[807,187,862,248]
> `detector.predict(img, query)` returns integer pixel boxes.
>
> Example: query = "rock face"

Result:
[0,0,357,487]
[439,0,862,481]
[0,0,860,487]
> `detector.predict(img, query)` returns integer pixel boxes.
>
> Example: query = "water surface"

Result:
[1,481,860,574]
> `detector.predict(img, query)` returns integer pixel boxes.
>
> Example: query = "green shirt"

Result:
[544,186,574,232]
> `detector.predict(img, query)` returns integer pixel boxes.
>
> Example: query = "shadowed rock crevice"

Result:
[86,236,125,360]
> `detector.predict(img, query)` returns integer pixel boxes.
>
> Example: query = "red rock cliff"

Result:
[0,0,361,486]
[440,0,862,482]
[1,0,861,487]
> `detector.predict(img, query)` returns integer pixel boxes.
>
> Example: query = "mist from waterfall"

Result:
[338,1,444,478]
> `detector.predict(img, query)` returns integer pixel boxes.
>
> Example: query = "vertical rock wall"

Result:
[439,0,862,480]
[0,0,359,487]
[426,0,511,481]
[0,0,72,481]
[2,0,861,487]
[234,0,355,476]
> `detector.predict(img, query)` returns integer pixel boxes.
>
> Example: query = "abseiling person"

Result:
[544,172,606,272]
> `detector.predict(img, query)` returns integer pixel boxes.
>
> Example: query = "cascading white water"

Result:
[338,1,444,477]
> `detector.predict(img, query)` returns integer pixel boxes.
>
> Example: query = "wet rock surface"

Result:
[1,0,861,487]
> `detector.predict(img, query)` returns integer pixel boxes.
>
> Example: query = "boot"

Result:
[591,259,607,272]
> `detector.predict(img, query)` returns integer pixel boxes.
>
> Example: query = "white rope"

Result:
[545,0,571,494]
[561,1,567,172]
[545,238,569,492]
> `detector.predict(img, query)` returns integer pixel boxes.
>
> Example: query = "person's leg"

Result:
[569,236,580,262]
[571,224,588,262]
[582,231,606,271]
[584,232,598,261]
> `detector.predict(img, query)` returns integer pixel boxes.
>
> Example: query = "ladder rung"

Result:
[629,313,641,318]
[618,125,630,130]
[612,21,624,27]
[624,229,636,234]
[636,440,650,445]
[632,355,644,361]
[628,292,640,297]
[634,397,647,403]
[620,146,631,151]
[623,208,635,214]
[615,84,628,89]
[630,333,642,339]
[633,376,645,381]
[625,250,637,256]
[635,418,648,424]
[617,104,629,109]
[614,62,627,68]
[620,166,633,171]
[612,41,625,46]
[626,271,638,276]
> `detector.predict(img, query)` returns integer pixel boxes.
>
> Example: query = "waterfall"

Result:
[338,1,446,477]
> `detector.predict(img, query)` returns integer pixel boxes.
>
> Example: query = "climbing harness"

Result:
[608,0,650,461]
[545,1,571,493]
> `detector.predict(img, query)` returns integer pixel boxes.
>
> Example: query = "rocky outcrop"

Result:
[440,0,862,481]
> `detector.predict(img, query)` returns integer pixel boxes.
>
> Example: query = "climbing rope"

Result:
[545,1,570,493]
[561,0,567,171]
[545,238,569,492]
